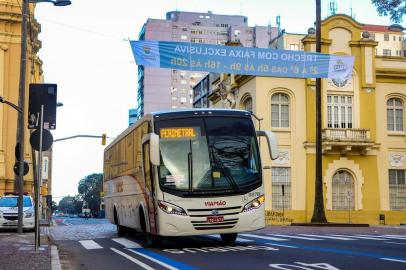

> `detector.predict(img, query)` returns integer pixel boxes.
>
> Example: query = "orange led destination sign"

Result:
[160,127,197,138]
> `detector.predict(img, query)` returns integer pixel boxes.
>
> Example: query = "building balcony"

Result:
[322,128,376,155]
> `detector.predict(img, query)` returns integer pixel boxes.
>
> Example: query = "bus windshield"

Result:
[155,116,261,196]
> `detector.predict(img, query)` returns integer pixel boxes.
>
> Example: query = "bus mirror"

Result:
[150,133,160,166]
[256,130,279,160]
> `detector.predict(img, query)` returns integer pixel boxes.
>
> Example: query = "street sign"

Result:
[30,129,53,151]
[28,84,57,130]
[13,161,29,176]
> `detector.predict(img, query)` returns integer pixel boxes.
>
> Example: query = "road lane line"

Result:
[380,258,406,263]
[207,234,254,243]
[269,234,323,241]
[79,240,103,249]
[359,235,406,240]
[112,238,142,248]
[110,248,155,270]
[239,234,288,241]
[266,243,297,248]
[298,234,355,240]
[128,248,197,270]
[333,235,386,241]
[384,242,406,245]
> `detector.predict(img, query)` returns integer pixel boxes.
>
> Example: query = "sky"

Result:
[33,0,399,202]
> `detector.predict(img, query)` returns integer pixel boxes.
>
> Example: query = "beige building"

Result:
[202,14,406,225]
[0,1,52,216]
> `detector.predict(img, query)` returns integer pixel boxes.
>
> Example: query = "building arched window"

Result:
[387,98,404,131]
[332,170,355,210]
[271,93,289,128]
[243,97,253,112]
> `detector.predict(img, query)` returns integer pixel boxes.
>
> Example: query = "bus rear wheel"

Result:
[220,233,237,244]
[114,208,126,236]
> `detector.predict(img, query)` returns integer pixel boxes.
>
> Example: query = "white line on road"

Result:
[380,258,406,263]
[384,242,406,245]
[330,235,386,241]
[266,243,297,248]
[269,234,323,241]
[79,240,103,249]
[207,234,254,243]
[112,238,142,249]
[127,249,179,270]
[239,234,288,241]
[111,248,155,270]
[298,234,356,240]
[359,235,406,240]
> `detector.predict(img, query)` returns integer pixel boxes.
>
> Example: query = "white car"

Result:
[0,193,35,230]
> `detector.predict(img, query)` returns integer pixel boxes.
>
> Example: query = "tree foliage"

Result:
[78,173,103,216]
[58,195,82,214]
[372,0,406,23]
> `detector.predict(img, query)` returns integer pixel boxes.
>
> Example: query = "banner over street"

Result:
[130,40,354,79]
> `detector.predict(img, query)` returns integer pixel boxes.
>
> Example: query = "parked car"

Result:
[0,192,34,230]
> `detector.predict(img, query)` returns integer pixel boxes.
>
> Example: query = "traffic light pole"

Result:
[34,105,44,250]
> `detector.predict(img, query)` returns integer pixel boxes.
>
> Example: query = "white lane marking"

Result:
[239,233,288,241]
[330,235,386,241]
[380,258,406,263]
[384,242,406,245]
[359,235,406,240]
[298,234,355,240]
[110,248,155,270]
[207,234,254,243]
[127,249,179,270]
[79,240,103,249]
[269,234,323,241]
[266,243,297,248]
[112,238,142,249]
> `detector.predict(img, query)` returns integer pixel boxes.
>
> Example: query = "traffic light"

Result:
[101,134,106,145]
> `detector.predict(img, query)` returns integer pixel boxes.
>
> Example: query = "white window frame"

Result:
[327,95,353,128]
[332,170,355,210]
[271,167,291,210]
[271,93,290,128]
[387,98,404,132]
[389,169,406,210]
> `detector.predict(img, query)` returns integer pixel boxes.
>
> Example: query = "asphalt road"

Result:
[51,218,406,270]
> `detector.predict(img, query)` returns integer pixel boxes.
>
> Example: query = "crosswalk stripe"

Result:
[298,234,356,240]
[239,233,288,241]
[380,258,406,263]
[112,238,142,249]
[268,234,323,241]
[207,235,254,243]
[111,248,155,270]
[266,243,298,248]
[79,240,103,249]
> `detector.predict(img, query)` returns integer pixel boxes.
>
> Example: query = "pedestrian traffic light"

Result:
[101,134,106,145]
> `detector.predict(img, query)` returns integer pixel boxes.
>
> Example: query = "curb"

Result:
[51,245,62,270]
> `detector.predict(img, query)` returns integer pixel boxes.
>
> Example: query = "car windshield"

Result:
[155,116,261,196]
[0,196,32,207]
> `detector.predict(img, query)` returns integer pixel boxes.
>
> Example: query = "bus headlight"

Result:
[24,209,34,218]
[158,200,187,216]
[242,195,265,212]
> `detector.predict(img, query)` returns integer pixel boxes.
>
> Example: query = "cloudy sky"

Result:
[33,0,397,201]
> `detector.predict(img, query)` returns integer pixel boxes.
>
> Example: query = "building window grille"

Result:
[332,170,355,210]
[271,93,290,128]
[387,98,404,132]
[243,97,253,112]
[271,167,291,210]
[289,44,299,51]
[389,169,406,210]
[327,95,353,128]
[384,33,389,41]
[383,49,391,56]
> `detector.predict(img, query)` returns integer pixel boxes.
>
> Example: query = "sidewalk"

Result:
[0,227,54,270]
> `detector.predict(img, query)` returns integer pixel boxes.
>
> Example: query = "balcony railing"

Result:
[322,128,371,142]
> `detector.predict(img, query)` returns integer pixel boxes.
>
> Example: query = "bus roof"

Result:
[104,109,252,151]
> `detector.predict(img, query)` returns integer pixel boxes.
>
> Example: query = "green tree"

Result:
[372,0,406,23]
[51,200,58,213]
[78,173,103,217]
[58,196,77,214]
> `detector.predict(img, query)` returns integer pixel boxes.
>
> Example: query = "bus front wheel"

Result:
[220,233,237,244]
[146,233,162,247]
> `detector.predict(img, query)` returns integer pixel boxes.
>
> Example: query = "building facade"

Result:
[135,11,278,118]
[201,14,406,225]
[0,1,52,216]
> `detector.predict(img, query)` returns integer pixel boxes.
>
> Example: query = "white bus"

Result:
[103,109,278,246]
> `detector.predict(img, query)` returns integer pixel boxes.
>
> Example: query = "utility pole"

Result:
[311,0,327,223]
[15,0,29,234]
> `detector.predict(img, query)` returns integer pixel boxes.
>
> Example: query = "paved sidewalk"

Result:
[0,228,52,270]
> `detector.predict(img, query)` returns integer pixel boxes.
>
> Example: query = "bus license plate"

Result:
[207,216,224,223]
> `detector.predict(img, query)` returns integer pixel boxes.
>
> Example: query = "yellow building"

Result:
[0,1,52,213]
[205,14,406,225]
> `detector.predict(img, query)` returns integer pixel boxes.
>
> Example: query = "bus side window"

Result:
[142,142,153,193]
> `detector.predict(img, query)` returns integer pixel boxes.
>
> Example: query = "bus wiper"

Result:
[208,144,240,193]
[188,139,193,192]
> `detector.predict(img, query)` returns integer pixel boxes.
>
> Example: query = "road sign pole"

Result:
[35,105,44,250]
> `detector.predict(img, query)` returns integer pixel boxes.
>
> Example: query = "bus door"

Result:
[142,140,158,235]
